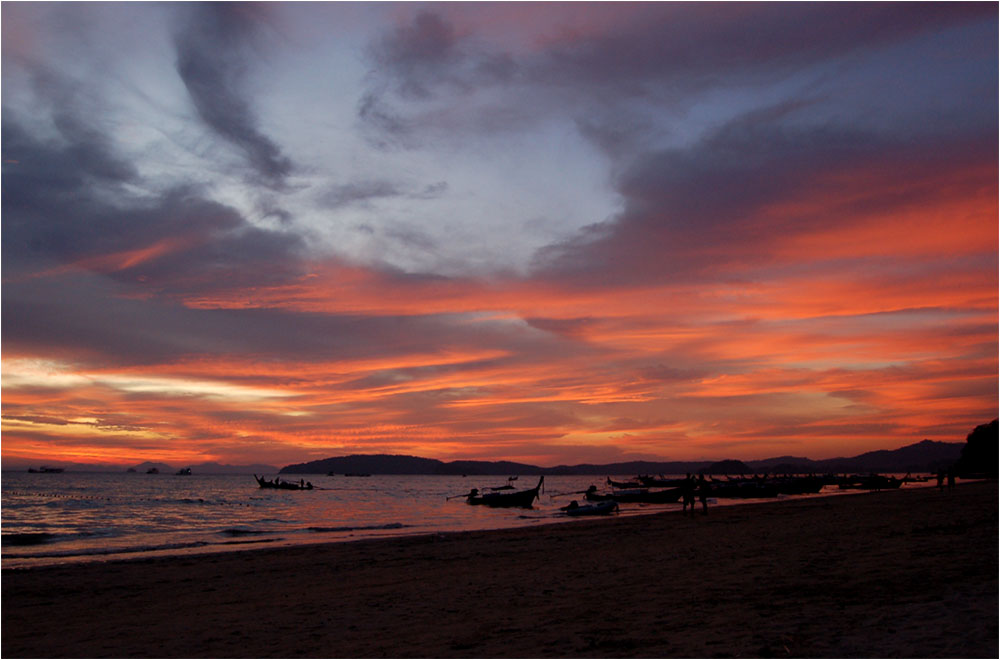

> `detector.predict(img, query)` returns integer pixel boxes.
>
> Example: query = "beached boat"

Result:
[254,475,314,490]
[561,500,619,516]
[467,476,544,508]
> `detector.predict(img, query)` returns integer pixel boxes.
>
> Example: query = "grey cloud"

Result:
[2,267,572,374]
[320,180,401,209]
[319,179,448,209]
[3,114,306,295]
[173,4,292,189]
[361,4,994,148]
[532,104,998,286]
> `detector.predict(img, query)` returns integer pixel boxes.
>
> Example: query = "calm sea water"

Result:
[1,471,928,568]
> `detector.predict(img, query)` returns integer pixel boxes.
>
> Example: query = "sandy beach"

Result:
[3,481,996,658]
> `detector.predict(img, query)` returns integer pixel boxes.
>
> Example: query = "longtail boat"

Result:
[584,485,683,504]
[467,476,544,508]
[637,475,688,488]
[254,475,314,490]
[606,476,643,489]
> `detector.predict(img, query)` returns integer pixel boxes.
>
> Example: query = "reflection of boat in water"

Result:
[562,500,618,516]
[254,475,314,490]
[467,476,544,508]
[176,468,192,475]
[28,466,65,473]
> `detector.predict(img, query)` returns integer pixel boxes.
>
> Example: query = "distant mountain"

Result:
[279,440,965,476]
[706,460,752,474]
[132,461,175,474]
[747,440,963,474]
[282,454,461,475]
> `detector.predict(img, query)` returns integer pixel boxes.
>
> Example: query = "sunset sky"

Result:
[2,2,997,469]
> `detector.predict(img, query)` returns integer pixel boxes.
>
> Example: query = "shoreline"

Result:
[1,477,949,571]
[3,481,997,657]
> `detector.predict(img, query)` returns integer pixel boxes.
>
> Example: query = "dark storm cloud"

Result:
[172,3,292,189]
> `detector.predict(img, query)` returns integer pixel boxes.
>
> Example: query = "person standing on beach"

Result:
[937,469,945,491]
[698,474,709,515]
[682,473,696,514]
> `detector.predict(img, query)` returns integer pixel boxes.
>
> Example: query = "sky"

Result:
[2,2,997,469]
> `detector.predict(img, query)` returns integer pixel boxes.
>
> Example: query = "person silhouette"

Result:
[682,473,696,514]
[698,474,709,515]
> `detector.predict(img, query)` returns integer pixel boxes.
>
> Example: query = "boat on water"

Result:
[146,468,159,474]
[561,500,618,516]
[584,485,683,504]
[27,466,65,473]
[254,475,314,490]
[487,476,521,491]
[175,467,192,475]
[606,476,643,489]
[466,476,544,508]
[637,474,689,488]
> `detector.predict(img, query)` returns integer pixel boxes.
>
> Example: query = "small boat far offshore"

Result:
[254,475,314,490]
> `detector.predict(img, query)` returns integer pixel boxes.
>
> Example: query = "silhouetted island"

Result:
[278,433,982,476]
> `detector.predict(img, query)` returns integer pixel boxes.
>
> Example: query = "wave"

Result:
[220,528,273,537]
[307,522,409,533]
[2,539,213,560]
[2,532,57,546]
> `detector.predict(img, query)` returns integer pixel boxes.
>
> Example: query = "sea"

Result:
[1,471,936,569]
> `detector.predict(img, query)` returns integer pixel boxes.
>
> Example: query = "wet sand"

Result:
[3,481,997,658]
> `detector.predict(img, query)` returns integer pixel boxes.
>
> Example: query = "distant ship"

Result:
[175,467,192,475]
[146,467,159,474]
[28,466,65,473]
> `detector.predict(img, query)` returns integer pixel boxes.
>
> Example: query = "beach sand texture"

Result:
[3,481,997,658]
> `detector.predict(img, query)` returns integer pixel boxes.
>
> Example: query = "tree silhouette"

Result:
[955,419,998,477]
